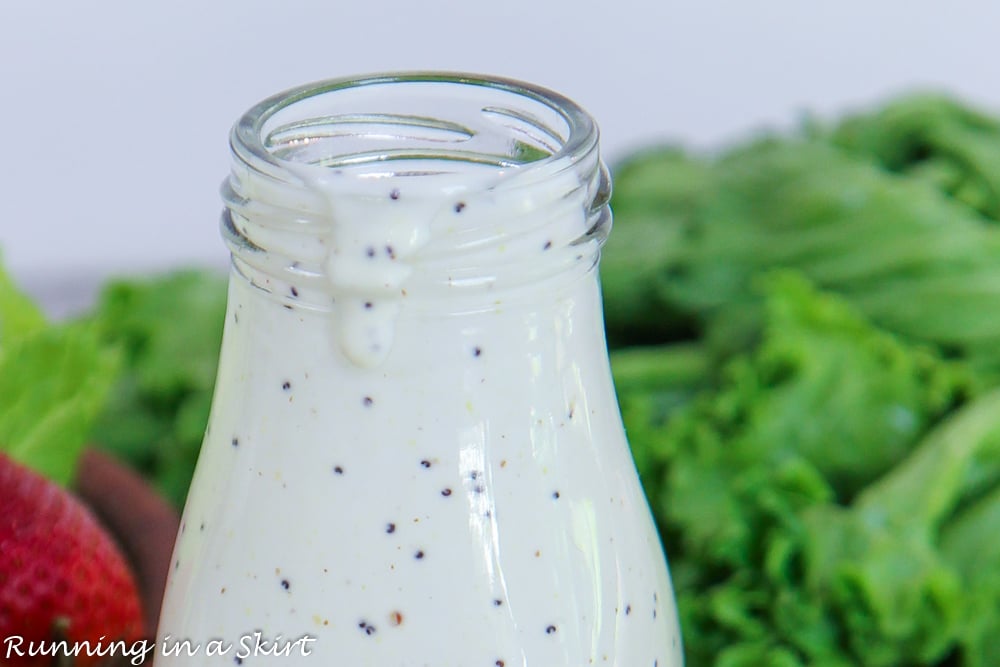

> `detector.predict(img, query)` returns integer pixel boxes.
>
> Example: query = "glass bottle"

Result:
[156,73,683,666]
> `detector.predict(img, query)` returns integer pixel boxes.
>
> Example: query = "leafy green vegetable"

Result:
[832,94,1000,220]
[606,107,1000,376]
[789,388,1000,665]
[613,342,713,495]
[602,148,709,345]
[620,274,973,665]
[940,482,1000,666]
[604,93,1000,666]
[86,270,227,507]
[0,262,119,484]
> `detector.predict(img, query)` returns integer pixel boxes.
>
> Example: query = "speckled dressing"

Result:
[155,74,683,666]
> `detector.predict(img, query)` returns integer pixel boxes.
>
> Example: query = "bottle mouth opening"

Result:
[230,72,599,191]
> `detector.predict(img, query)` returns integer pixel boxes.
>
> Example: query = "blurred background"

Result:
[1,0,998,309]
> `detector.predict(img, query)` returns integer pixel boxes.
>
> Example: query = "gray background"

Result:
[2,0,997,310]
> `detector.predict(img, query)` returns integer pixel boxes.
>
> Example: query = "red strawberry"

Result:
[0,452,145,666]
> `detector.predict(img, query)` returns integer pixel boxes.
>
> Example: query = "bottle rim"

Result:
[229,71,600,194]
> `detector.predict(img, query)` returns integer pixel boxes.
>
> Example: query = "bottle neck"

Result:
[224,162,608,298]
[222,169,609,366]
[220,74,610,367]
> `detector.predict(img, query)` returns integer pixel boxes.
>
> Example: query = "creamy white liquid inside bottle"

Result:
[156,73,684,667]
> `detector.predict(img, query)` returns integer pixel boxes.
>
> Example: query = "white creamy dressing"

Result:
[156,155,683,666]
[283,158,594,367]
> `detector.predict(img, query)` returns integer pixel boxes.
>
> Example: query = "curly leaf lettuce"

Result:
[631,273,973,665]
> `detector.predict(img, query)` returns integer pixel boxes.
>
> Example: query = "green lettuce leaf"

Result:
[0,261,119,484]
[629,272,972,664]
